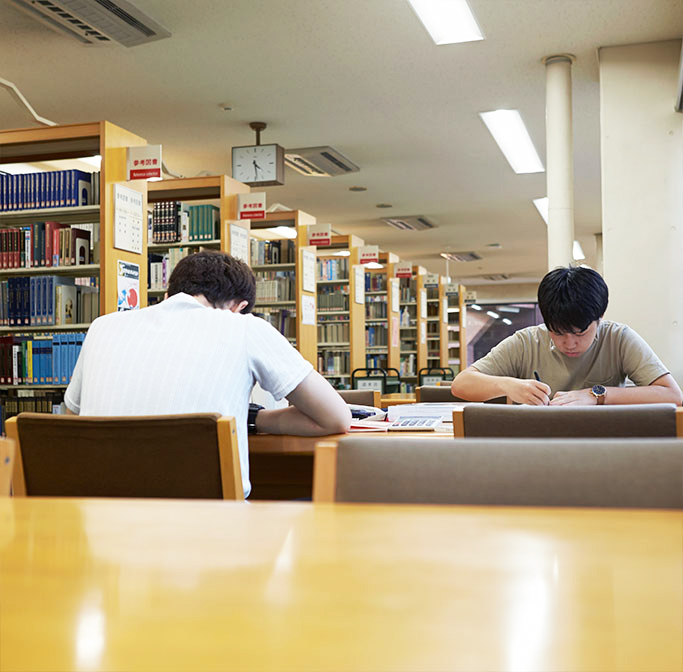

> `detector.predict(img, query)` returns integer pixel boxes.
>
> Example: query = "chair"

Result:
[338,389,381,407]
[6,413,243,499]
[0,438,15,496]
[312,435,683,508]
[416,386,507,404]
[417,367,455,386]
[452,403,683,438]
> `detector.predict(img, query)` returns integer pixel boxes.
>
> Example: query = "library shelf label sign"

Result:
[113,184,144,254]
[359,245,379,264]
[424,273,439,288]
[395,262,412,278]
[302,250,316,293]
[301,294,316,326]
[237,193,266,220]
[117,261,140,311]
[127,144,162,180]
[230,223,249,263]
[354,265,365,305]
[308,224,331,247]
[391,279,400,313]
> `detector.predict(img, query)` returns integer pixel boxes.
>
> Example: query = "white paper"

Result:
[391,316,399,347]
[391,279,400,313]
[117,260,140,311]
[301,294,316,326]
[354,265,365,305]
[442,297,448,323]
[423,375,443,386]
[229,223,249,263]
[420,288,427,319]
[421,321,427,344]
[302,250,316,293]
[113,184,144,254]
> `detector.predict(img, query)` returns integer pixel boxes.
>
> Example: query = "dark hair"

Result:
[537,266,608,333]
[167,251,256,313]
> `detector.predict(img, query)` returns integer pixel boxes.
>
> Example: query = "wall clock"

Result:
[232,122,285,186]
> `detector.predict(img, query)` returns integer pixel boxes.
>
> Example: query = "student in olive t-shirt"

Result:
[451,266,682,406]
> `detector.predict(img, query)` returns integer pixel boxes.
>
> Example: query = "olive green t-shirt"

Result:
[472,320,668,397]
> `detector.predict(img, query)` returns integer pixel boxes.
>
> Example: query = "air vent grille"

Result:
[482,274,510,281]
[9,0,171,46]
[441,252,482,262]
[284,146,359,177]
[382,216,435,231]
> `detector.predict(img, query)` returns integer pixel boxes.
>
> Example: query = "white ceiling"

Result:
[1,0,681,288]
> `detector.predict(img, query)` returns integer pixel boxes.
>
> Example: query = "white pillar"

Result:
[594,233,603,276]
[544,54,575,270]
[599,39,683,386]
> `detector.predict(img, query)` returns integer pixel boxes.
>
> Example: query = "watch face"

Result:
[232,144,279,184]
[592,385,606,395]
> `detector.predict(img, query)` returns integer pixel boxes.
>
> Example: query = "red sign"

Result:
[395,262,412,278]
[127,145,162,181]
[359,245,379,264]
[238,193,266,220]
[308,224,332,246]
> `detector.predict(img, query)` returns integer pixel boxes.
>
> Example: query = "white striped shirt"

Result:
[65,293,313,497]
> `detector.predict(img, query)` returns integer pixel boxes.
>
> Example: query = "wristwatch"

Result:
[247,403,264,434]
[591,385,606,405]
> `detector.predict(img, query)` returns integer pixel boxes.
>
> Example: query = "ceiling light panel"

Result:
[407,0,484,45]
[533,197,549,224]
[480,110,544,174]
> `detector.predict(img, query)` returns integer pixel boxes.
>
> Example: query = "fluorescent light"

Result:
[333,250,351,257]
[480,110,544,174]
[266,226,297,239]
[80,154,102,169]
[470,304,482,311]
[364,262,384,270]
[502,318,512,325]
[486,311,500,319]
[533,197,549,224]
[573,240,585,261]
[407,0,484,45]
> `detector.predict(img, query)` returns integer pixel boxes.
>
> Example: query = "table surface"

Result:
[1,498,681,672]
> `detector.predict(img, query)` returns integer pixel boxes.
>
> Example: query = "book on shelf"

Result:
[317,257,348,281]
[250,239,295,265]
[0,169,95,212]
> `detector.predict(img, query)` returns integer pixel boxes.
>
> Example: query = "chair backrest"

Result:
[313,435,683,508]
[0,438,15,496]
[453,403,682,438]
[6,413,243,500]
[338,389,381,407]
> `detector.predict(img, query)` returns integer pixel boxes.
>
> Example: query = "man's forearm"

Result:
[255,405,347,436]
[452,369,511,401]
[603,384,683,406]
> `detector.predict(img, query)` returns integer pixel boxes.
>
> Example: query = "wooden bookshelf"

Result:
[250,210,317,367]
[364,251,400,372]
[0,120,148,409]
[315,235,365,389]
[396,264,427,390]
[145,175,251,301]
[446,282,468,373]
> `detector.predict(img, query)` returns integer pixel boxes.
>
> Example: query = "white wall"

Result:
[599,40,683,384]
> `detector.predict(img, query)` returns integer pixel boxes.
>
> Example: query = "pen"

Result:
[533,370,541,382]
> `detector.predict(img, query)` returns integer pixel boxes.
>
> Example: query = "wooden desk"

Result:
[248,430,452,499]
[380,392,416,406]
[1,498,680,672]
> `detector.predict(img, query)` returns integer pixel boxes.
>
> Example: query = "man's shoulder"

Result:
[508,324,548,345]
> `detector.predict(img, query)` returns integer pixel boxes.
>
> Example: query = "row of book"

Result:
[318,350,350,376]
[0,277,99,327]
[0,390,66,432]
[399,354,416,377]
[148,247,191,290]
[318,322,349,343]
[254,271,295,303]
[317,258,348,281]
[365,297,388,319]
[0,332,84,385]
[0,223,93,269]
[318,285,349,312]
[365,354,388,370]
[0,170,98,212]
[365,274,387,292]
[366,325,388,347]
[149,202,219,244]
[253,308,297,339]
[250,239,296,266]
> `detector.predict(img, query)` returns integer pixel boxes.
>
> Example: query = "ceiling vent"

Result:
[482,274,510,281]
[440,251,482,262]
[284,146,359,177]
[382,216,436,231]
[8,0,171,46]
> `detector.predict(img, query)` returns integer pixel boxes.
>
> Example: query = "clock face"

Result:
[231,144,284,186]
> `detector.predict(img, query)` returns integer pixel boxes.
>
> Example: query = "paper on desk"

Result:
[386,402,469,422]
[348,419,390,432]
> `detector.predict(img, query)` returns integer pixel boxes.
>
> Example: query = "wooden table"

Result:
[380,392,416,406]
[249,430,452,499]
[1,498,680,672]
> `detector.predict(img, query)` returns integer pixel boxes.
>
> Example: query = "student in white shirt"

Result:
[65,251,351,497]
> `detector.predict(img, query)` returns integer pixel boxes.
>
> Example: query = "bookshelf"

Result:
[396,264,427,391]
[446,282,468,373]
[146,175,250,302]
[423,273,450,370]
[249,210,317,366]
[0,121,148,420]
[315,234,365,389]
[364,251,400,372]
